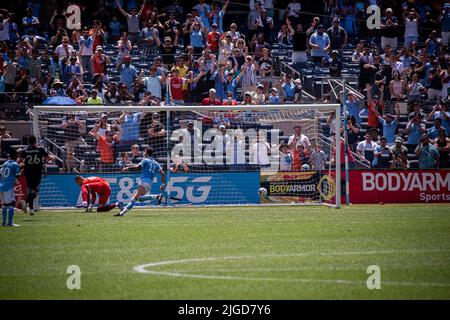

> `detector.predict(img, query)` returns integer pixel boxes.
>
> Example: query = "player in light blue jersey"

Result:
[0,149,22,226]
[115,147,165,216]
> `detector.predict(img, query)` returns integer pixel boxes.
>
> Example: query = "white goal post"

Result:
[32,104,341,208]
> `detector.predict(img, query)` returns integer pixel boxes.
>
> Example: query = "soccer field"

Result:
[1,204,449,300]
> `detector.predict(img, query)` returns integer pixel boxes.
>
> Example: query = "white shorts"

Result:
[292,51,308,63]
[428,88,442,101]
[139,178,153,193]
[442,31,450,46]
[0,189,15,205]
[381,37,398,50]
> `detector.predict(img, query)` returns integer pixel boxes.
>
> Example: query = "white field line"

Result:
[134,250,450,288]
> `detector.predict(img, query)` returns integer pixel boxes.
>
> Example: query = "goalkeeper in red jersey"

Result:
[74,176,123,212]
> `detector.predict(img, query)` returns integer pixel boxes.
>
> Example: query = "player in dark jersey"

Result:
[19,136,54,215]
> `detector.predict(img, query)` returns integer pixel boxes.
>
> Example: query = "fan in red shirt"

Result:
[74,176,123,212]
[207,23,221,52]
[169,69,184,104]
[201,88,221,124]
[201,88,221,105]
[367,90,384,129]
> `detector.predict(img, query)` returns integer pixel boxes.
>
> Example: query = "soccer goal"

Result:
[32,104,341,208]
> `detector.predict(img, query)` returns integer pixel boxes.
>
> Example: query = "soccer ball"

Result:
[258,187,268,198]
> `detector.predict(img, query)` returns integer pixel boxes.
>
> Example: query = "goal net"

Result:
[32,104,341,208]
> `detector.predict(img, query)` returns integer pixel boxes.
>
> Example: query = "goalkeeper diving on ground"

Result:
[74,176,123,212]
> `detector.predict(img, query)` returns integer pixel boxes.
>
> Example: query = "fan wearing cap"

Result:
[241,91,255,105]
[293,78,303,102]
[163,10,182,40]
[179,120,202,163]
[207,22,221,53]
[154,33,179,65]
[223,91,238,105]
[372,136,393,169]
[367,88,384,131]
[211,123,231,163]
[308,24,330,63]
[254,83,266,104]
[268,87,280,104]
[247,1,264,40]
[282,74,295,102]
[328,50,342,77]
[152,56,169,76]
[202,88,221,105]
[373,59,392,98]
[90,46,110,76]
[137,65,165,100]
[381,8,399,49]
[50,78,66,96]
[390,137,409,169]
[415,134,440,169]
[115,0,146,43]
[240,55,258,94]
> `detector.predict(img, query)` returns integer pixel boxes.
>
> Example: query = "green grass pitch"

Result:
[1,204,449,299]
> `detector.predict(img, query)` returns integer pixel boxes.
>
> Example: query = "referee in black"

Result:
[20,136,54,215]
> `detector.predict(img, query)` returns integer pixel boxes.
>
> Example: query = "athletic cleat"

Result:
[6,224,20,227]
[115,207,129,217]
[29,209,35,216]
[117,202,124,211]
[20,200,27,213]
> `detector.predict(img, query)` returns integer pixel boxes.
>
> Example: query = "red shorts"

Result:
[97,184,111,206]
[86,182,111,206]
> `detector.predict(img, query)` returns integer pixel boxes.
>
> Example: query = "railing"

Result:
[313,132,371,169]
[279,61,318,102]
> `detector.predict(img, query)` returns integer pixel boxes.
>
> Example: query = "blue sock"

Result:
[138,195,157,202]
[124,198,136,211]
[7,206,14,225]
[2,207,6,225]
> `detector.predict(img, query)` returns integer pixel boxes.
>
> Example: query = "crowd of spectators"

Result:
[0,0,449,171]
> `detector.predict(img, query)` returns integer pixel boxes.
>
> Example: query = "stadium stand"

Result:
[0,0,449,172]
